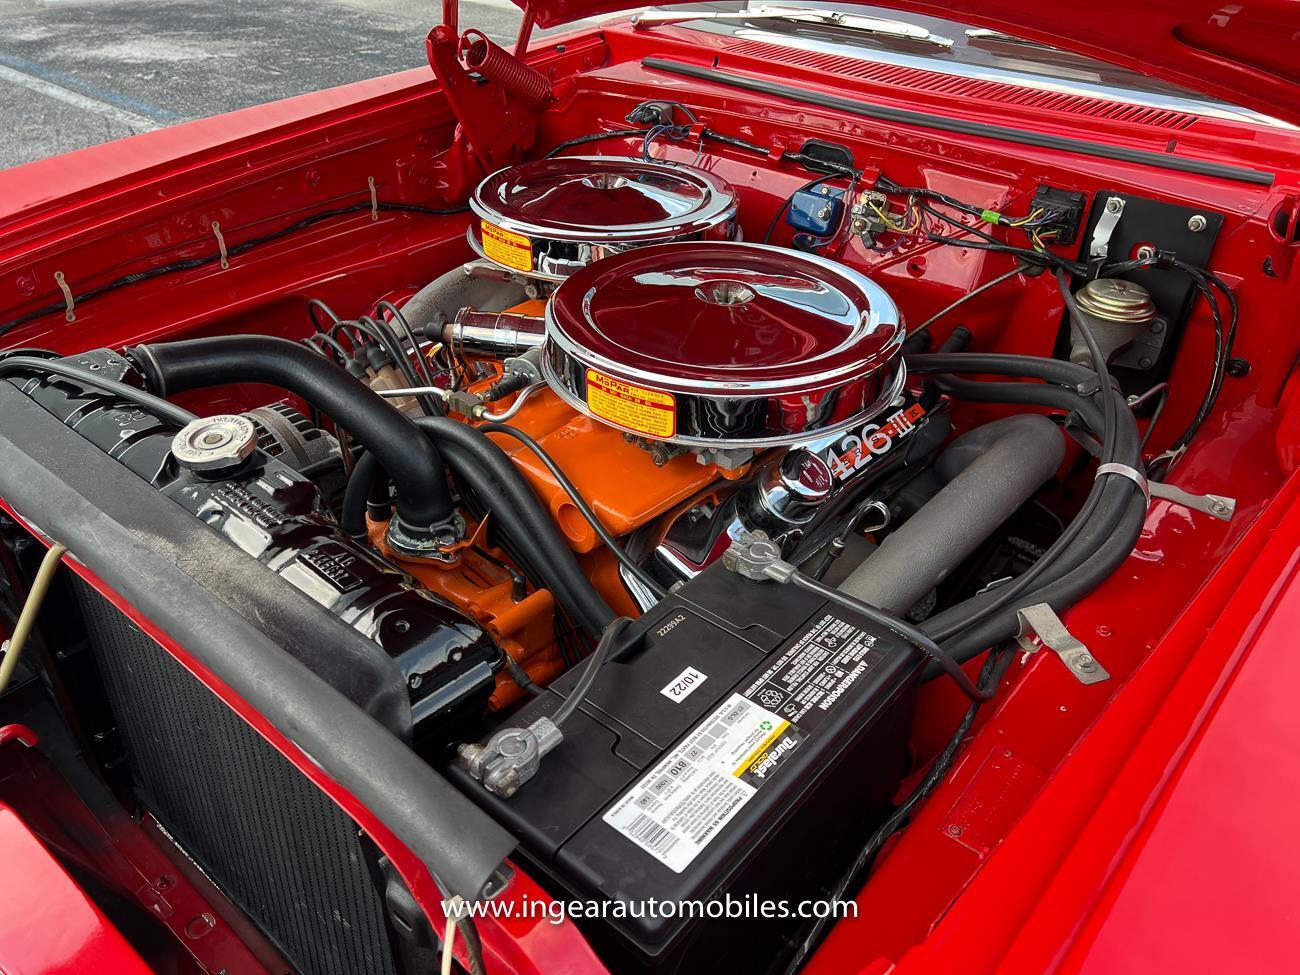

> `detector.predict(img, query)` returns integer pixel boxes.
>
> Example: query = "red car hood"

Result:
[524,0,1300,128]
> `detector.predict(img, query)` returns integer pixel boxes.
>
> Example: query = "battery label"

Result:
[605,614,884,871]
[584,369,676,439]
[742,614,883,733]
[603,693,797,873]
[480,221,533,272]
[661,665,708,704]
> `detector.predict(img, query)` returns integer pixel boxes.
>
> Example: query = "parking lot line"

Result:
[0,59,164,133]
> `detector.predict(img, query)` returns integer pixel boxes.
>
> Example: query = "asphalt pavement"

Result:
[0,0,576,171]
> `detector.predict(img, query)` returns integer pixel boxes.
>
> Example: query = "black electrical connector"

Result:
[1030,185,1087,244]
[625,101,677,127]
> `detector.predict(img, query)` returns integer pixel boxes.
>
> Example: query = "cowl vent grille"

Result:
[723,40,1199,130]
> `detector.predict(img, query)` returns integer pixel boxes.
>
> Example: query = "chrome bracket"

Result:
[53,271,75,322]
[211,221,229,270]
[1148,481,1236,521]
[1089,196,1125,261]
[1016,603,1109,684]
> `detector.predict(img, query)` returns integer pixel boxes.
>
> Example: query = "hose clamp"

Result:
[1095,462,1150,505]
[385,511,467,562]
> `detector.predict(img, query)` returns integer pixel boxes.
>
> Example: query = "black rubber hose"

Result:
[128,335,454,534]
[935,326,972,354]
[924,377,1127,586]
[911,376,1144,669]
[438,439,615,638]
[907,352,1094,387]
[411,417,617,638]
[341,425,616,637]
[890,348,1146,674]
[919,274,1143,663]
[921,380,1130,617]
[0,355,198,426]
[931,496,1145,668]
[341,449,381,538]
[908,366,1133,609]
[478,422,669,600]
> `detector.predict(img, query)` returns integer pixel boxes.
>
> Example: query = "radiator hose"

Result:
[128,335,455,541]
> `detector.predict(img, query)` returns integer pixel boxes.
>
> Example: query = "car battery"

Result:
[449,563,922,973]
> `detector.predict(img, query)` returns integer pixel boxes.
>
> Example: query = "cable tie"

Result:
[1096,462,1150,504]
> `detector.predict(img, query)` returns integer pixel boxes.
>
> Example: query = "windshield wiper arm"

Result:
[632,6,955,48]
[964,27,1054,50]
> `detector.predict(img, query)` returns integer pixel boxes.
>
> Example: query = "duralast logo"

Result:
[747,733,800,781]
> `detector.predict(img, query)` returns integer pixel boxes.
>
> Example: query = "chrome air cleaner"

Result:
[468,157,738,280]
[542,242,905,448]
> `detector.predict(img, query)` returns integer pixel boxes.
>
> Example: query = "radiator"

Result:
[75,581,399,975]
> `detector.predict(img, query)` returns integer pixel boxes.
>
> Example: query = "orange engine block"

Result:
[378,374,744,708]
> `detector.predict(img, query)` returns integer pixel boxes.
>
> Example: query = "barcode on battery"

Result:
[626,813,678,857]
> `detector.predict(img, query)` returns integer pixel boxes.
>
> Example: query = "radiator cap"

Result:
[171,414,257,474]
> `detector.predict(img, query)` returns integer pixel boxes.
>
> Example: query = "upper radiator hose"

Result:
[837,414,1064,614]
[128,335,455,544]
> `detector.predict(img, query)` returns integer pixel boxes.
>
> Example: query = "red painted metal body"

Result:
[0,3,1298,973]
[519,0,1300,132]
[0,799,152,975]
[0,730,154,974]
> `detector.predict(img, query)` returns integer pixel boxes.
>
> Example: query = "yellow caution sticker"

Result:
[480,221,532,273]
[585,369,676,439]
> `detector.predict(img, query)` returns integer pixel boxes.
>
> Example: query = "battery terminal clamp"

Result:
[460,617,635,798]
[459,716,562,799]
[722,531,796,582]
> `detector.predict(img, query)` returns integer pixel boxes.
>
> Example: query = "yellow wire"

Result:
[0,542,67,694]
[1009,208,1044,227]
[441,895,463,975]
[868,200,900,231]
[871,197,923,235]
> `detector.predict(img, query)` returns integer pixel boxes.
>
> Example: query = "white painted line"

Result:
[0,62,162,132]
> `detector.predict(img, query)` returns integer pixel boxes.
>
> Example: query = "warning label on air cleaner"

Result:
[604,614,879,872]
[480,221,533,272]
[584,369,677,439]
